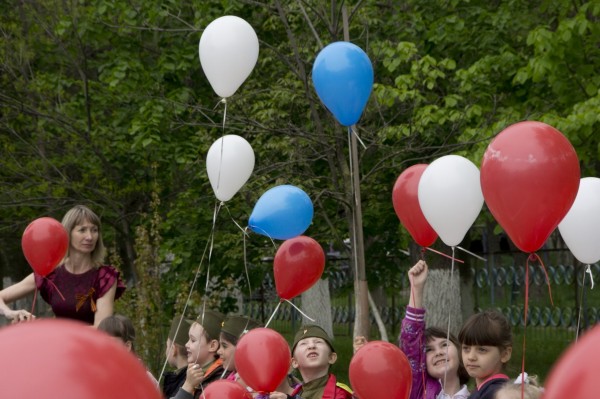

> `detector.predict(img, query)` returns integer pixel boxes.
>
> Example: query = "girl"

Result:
[458,309,513,399]
[400,260,470,399]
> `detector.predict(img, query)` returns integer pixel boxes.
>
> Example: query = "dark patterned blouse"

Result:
[34,264,126,325]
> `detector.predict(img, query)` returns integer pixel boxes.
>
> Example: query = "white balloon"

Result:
[199,16,259,98]
[206,135,255,202]
[418,155,484,247]
[558,177,600,264]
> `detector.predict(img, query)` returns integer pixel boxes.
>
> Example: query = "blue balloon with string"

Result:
[312,41,374,126]
[248,185,313,240]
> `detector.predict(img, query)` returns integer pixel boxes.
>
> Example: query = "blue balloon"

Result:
[312,41,374,126]
[248,185,314,240]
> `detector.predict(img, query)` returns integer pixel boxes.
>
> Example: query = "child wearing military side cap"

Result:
[171,309,227,399]
[162,316,193,398]
[291,325,353,399]
[218,314,262,387]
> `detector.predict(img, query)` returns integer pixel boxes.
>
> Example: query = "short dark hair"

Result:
[98,314,136,352]
[458,309,512,349]
[425,326,470,386]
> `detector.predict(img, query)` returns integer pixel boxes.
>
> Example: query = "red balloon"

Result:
[349,341,412,399]
[544,324,600,399]
[203,380,252,399]
[235,328,290,393]
[480,121,580,253]
[0,319,161,399]
[273,236,325,300]
[21,217,69,276]
[392,164,438,247]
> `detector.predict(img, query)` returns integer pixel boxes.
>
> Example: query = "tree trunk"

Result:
[424,268,463,337]
[301,278,334,339]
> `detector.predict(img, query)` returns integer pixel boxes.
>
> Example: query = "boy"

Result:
[172,309,226,399]
[162,316,193,398]
[291,325,352,399]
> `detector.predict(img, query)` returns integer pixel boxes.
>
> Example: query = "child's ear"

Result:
[500,346,512,363]
[328,351,338,365]
[291,357,299,369]
[208,339,220,353]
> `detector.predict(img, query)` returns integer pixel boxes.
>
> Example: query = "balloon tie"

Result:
[285,299,316,322]
[528,253,554,305]
[157,204,217,383]
[424,247,464,263]
[586,264,594,289]
[264,301,282,328]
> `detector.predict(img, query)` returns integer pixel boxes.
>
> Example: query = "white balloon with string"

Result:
[206,135,255,202]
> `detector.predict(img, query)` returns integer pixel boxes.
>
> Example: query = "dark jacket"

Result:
[162,367,186,398]
[467,375,509,399]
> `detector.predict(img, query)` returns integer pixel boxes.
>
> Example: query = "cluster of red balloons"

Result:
[393,121,581,253]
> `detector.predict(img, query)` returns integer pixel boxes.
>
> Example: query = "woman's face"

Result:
[70,220,98,254]
[425,336,460,380]
[217,335,237,371]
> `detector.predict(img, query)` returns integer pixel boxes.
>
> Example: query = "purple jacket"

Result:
[399,306,441,399]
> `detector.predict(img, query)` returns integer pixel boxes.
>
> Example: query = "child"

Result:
[458,309,513,399]
[291,324,352,399]
[218,314,262,378]
[400,260,470,399]
[97,314,159,388]
[172,309,226,399]
[162,316,193,398]
[494,373,542,399]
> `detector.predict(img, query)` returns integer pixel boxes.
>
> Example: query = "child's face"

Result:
[217,335,236,371]
[185,323,215,366]
[461,344,512,385]
[425,336,460,380]
[291,337,337,371]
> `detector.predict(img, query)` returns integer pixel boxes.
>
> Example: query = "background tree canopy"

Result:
[1,0,599,372]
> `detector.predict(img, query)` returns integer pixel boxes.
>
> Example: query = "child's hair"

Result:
[98,314,136,352]
[425,326,470,385]
[458,309,512,349]
[495,376,542,399]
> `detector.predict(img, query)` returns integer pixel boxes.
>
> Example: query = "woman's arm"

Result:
[93,280,117,328]
[0,273,36,322]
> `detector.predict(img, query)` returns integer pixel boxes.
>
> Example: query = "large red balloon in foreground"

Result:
[349,340,412,399]
[0,319,161,399]
[480,121,580,253]
[21,217,68,276]
[392,164,437,247]
[544,324,600,399]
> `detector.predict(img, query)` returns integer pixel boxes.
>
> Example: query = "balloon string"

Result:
[529,253,554,305]
[346,127,360,284]
[221,98,227,133]
[264,301,282,328]
[30,287,38,315]
[575,265,587,342]
[242,227,253,308]
[157,205,217,383]
[350,125,367,150]
[285,299,316,322]
[443,247,456,395]
[424,247,464,263]
[246,224,278,250]
[44,277,66,301]
[456,246,487,262]
[521,256,531,392]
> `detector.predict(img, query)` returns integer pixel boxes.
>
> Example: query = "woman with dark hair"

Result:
[0,205,125,327]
